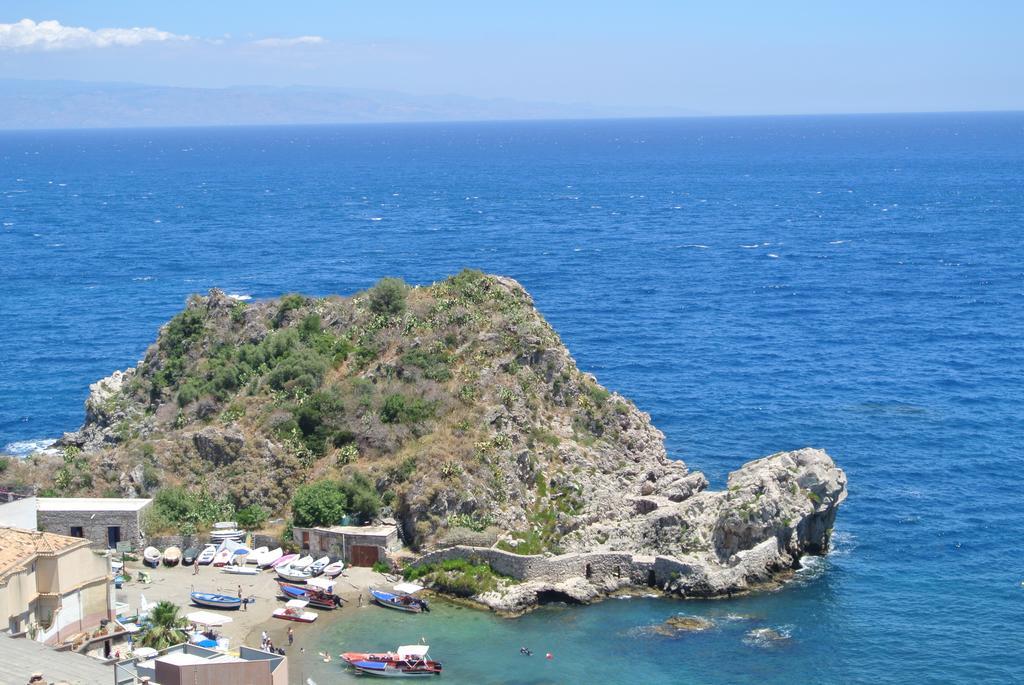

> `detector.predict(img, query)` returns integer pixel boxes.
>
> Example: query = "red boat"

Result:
[342,645,442,678]
[275,580,342,609]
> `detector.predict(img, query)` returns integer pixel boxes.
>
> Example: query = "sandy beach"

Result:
[116,558,390,660]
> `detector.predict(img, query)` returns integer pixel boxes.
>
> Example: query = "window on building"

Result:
[70,526,84,538]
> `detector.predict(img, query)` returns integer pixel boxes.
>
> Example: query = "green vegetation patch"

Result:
[403,557,513,597]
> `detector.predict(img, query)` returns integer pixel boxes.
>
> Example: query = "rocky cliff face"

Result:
[2,271,846,600]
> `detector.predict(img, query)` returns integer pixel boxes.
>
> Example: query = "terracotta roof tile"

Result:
[0,526,89,583]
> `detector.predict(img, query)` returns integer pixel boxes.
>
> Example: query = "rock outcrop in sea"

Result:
[1,270,847,611]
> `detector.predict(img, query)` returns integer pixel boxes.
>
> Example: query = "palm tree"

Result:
[138,600,188,650]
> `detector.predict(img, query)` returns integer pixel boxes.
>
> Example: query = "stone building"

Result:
[292,524,401,566]
[115,643,288,685]
[36,497,151,551]
[0,526,114,645]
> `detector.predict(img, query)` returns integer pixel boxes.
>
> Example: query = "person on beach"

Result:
[238,585,246,610]
[193,559,199,575]
[288,627,294,646]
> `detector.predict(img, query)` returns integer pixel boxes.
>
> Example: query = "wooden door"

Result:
[349,545,379,567]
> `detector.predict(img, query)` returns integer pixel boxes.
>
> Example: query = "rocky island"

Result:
[3,271,846,613]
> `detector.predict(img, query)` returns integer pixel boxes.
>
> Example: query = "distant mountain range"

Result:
[0,79,698,129]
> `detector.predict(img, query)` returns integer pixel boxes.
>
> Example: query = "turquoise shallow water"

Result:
[303,565,835,685]
[2,113,1023,682]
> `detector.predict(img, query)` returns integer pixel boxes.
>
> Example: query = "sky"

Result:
[0,1,1021,116]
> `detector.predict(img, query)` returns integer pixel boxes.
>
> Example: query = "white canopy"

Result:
[393,582,424,595]
[306,576,335,592]
[285,599,309,609]
[397,645,430,658]
[186,610,235,627]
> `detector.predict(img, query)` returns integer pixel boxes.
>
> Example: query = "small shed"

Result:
[36,497,151,550]
[293,524,401,566]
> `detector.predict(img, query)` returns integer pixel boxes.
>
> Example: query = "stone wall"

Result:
[38,507,147,551]
[147,533,284,551]
[412,546,670,586]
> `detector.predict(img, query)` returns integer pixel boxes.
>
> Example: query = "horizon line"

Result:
[1,109,1021,135]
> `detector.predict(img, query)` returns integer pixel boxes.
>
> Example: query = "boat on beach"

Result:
[322,559,345,577]
[246,546,269,564]
[162,546,181,566]
[212,547,232,567]
[308,555,331,576]
[342,645,442,678]
[272,598,318,623]
[290,555,314,570]
[370,583,429,613]
[276,581,342,609]
[142,546,161,568]
[190,592,242,610]
[221,564,259,575]
[182,546,200,565]
[210,521,244,542]
[270,553,297,569]
[196,544,217,565]
[277,563,314,583]
[256,547,283,568]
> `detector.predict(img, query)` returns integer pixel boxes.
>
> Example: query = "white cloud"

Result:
[0,18,189,51]
[250,36,325,48]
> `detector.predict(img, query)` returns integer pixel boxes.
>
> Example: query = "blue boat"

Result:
[277,582,341,609]
[190,592,242,610]
[370,588,429,613]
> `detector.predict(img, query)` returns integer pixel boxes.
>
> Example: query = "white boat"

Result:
[246,546,269,565]
[212,547,233,567]
[322,559,345,578]
[257,547,283,568]
[221,565,260,575]
[142,546,161,568]
[210,522,244,542]
[162,546,181,567]
[196,544,217,565]
[308,555,331,576]
[272,599,318,623]
[290,555,314,570]
[276,564,314,583]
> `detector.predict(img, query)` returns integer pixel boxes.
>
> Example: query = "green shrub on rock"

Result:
[291,480,348,528]
[368,277,408,316]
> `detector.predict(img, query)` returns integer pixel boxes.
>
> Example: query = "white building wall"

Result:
[36,589,81,644]
[0,497,38,529]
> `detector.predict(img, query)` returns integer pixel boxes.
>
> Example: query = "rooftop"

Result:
[310,524,398,536]
[36,497,152,512]
[0,526,90,582]
[0,633,112,685]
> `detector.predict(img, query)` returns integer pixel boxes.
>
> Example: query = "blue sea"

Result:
[1,113,1022,683]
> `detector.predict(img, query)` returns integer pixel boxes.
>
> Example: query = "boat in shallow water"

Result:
[343,645,442,678]
[190,592,242,610]
[370,584,429,613]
